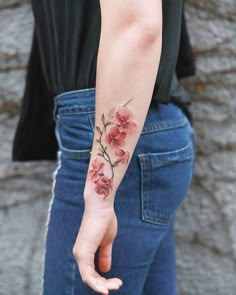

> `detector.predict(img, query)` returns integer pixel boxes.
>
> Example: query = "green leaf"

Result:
[101,114,106,126]
[97,153,104,157]
[96,126,102,135]
[98,147,104,154]
[105,122,113,128]
[108,107,116,118]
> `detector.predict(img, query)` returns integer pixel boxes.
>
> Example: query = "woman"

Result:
[13,0,195,294]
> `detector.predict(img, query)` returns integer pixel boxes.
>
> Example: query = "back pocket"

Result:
[138,141,194,225]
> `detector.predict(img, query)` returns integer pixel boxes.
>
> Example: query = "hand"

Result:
[73,207,123,294]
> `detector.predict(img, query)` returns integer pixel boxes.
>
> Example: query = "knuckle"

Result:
[72,246,78,258]
[82,276,88,284]
[72,247,80,260]
[73,248,86,263]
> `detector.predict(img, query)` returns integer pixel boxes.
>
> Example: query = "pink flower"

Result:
[88,158,105,182]
[115,149,129,165]
[105,127,127,149]
[115,106,137,134]
[94,176,113,197]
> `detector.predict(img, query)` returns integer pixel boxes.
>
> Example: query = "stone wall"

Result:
[0,1,235,294]
[175,2,236,294]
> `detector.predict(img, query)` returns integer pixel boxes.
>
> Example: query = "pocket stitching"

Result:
[138,141,193,162]
[140,163,170,225]
[141,117,188,135]
[139,141,194,225]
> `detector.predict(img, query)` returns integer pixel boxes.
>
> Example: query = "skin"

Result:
[73,0,163,294]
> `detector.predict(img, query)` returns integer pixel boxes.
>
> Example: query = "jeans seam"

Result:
[138,139,194,226]
[141,117,188,135]
[41,150,62,295]
[138,141,193,165]
[139,155,170,225]
[71,261,76,295]
[54,87,95,100]
[58,109,95,116]
[88,113,95,131]
[55,118,91,159]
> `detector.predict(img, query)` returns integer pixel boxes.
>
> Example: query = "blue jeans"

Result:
[42,88,195,295]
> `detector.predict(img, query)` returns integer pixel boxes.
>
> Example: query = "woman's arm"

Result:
[73,0,163,293]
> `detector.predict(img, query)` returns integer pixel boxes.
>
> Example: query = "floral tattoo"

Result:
[88,98,137,199]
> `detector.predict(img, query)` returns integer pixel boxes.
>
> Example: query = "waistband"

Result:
[53,87,189,129]
[55,87,95,107]
[53,88,95,119]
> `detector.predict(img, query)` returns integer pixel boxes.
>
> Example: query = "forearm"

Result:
[84,1,162,209]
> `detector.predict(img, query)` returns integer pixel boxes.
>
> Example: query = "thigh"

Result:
[43,101,195,295]
[92,105,194,294]
[42,101,95,294]
[42,154,170,295]
[99,200,174,295]
[134,103,195,226]
[143,218,177,295]
[42,197,82,295]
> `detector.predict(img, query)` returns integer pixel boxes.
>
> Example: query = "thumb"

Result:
[98,242,113,273]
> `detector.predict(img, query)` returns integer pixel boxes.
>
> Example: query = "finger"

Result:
[74,248,107,293]
[95,276,123,292]
[79,264,109,294]
[79,264,122,294]
[99,242,113,273]
[103,278,123,290]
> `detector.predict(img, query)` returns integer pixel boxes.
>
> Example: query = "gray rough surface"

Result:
[0,0,235,294]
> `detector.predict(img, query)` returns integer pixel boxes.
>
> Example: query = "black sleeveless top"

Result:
[31,0,191,104]
[12,1,195,162]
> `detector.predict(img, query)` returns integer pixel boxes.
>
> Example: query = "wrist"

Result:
[83,185,115,210]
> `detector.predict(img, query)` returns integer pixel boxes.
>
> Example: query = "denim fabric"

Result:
[42,88,195,295]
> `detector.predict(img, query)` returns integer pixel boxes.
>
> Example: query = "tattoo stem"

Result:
[97,127,115,179]
[123,97,134,107]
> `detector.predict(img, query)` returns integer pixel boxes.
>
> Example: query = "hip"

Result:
[53,87,195,157]
[52,87,195,225]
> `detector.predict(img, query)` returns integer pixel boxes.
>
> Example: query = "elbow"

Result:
[100,3,162,51]
[136,20,162,49]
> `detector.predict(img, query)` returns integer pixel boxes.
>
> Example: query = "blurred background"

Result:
[0,1,236,294]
